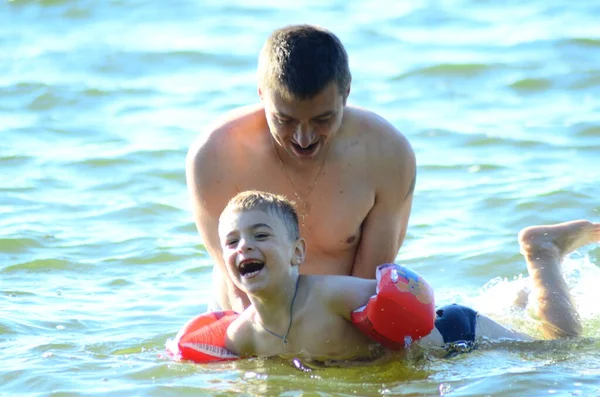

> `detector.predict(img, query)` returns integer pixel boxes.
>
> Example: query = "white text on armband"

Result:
[181,342,238,359]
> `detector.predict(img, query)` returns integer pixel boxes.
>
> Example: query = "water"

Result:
[2,0,600,395]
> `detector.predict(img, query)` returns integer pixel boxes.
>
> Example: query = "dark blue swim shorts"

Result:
[434,304,478,354]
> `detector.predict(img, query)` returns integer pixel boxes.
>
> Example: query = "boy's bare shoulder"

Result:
[305,274,351,293]
[307,274,375,313]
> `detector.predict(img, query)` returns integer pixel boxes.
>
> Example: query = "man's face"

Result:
[218,209,305,295]
[261,83,346,161]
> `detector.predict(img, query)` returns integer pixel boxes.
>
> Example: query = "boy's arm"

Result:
[225,313,254,357]
[323,266,437,349]
[321,275,377,321]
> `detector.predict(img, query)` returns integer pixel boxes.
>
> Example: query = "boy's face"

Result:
[218,209,305,295]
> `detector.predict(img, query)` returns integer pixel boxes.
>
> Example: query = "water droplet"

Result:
[439,383,451,396]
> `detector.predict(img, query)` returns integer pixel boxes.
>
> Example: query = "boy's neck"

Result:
[248,273,301,328]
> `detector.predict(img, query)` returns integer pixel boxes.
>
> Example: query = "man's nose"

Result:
[293,123,314,148]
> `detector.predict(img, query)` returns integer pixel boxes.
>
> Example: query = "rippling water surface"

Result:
[2,0,600,396]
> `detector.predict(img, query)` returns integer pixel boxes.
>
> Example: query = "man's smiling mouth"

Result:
[291,141,319,156]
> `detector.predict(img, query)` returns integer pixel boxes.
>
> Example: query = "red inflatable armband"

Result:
[351,263,435,350]
[167,310,240,363]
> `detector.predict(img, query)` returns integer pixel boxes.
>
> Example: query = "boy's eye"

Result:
[255,233,269,239]
[315,117,331,123]
[225,239,238,247]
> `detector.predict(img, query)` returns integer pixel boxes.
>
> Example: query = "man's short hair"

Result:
[222,190,300,240]
[257,24,351,101]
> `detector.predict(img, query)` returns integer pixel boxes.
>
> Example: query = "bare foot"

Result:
[517,220,599,339]
[518,220,600,266]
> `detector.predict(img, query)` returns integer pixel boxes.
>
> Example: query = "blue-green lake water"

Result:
[2,0,600,396]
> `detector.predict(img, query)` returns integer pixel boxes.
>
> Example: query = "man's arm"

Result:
[350,127,416,279]
[185,131,249,311]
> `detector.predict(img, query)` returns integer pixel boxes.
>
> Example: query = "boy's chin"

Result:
[237,274,270,295]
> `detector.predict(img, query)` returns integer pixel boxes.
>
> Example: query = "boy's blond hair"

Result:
[221,190,300,240]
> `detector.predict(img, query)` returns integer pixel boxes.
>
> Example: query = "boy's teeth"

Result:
[244,270,260,278]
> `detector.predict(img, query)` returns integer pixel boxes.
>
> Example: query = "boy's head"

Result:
[220,190,300,241]
[218,191,305,294]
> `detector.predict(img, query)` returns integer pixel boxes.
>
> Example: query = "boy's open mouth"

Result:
[239,260,265,278]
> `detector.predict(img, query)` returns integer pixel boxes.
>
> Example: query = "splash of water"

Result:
[446,251,600,339]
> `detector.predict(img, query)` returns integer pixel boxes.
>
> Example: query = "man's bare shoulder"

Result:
[344,106,411,150]
[185,104,267,200]
[188,104,265,159]
[343,106,415,173]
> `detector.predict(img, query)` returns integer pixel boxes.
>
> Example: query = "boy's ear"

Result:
[291,238,306,266]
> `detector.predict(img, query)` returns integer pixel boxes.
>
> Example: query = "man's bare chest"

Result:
[237,162,374,253]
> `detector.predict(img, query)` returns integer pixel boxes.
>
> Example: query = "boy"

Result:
[217,190,598,360]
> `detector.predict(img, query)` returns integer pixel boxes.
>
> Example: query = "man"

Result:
[186,24,416,312]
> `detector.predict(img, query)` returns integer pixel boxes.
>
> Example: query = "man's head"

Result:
[258,25,351,160]
[257,24,351,102]
[218,191,305,294]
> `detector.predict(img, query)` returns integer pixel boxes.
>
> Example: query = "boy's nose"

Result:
[237,238,254,253]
